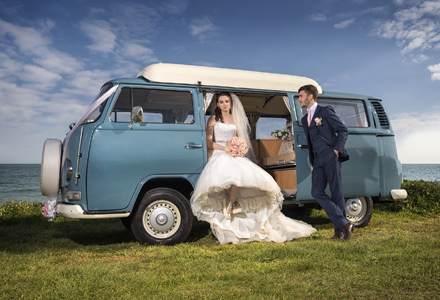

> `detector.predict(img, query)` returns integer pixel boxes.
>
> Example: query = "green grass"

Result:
[1,200,439,299]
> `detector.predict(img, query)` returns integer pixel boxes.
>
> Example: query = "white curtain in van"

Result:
[283,96,291,112]
[203,92,215,113]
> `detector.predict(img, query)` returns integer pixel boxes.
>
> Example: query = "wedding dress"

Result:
[190,123,317,245]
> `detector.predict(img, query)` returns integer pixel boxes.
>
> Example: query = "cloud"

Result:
[79,20,117,54]
[78,4,161,69]
[189,17,218,41]
[371,1,440,54]
[427,63,440,80]
[310,13,327,22]
[109,4,161,37]
[334,19,355,29]
[62,69,114,97]
[391,110,440,163]
[412,53,429,63]
[123,43,158,64]
[0,18,82,74]
[21,64,63,90]
[0,17,50,52]
[159,0,189,14]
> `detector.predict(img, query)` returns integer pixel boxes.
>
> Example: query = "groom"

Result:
[298,84,353,240]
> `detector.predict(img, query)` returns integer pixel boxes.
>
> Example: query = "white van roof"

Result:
[137,63,323,94]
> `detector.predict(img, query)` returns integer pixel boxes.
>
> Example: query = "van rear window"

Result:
[299,98,369,128]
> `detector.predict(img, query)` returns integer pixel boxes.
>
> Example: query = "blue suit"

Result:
[302,105,349,230]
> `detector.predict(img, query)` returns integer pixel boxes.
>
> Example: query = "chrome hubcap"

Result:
[143,200,181,239]
[346,197,366,221]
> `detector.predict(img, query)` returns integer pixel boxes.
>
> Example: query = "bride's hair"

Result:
[214,92,233,123]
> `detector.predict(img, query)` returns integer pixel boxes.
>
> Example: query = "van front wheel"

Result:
[345,196,373,228]
[131,188,193,245]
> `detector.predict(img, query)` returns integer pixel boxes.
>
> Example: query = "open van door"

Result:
[289,93,314,202]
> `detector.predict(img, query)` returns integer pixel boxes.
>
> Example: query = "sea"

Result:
[1,164,440,206]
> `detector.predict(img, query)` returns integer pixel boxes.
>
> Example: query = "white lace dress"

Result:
[190,123,316,244]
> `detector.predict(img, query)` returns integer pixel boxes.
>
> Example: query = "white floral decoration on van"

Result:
[271,129,292,140]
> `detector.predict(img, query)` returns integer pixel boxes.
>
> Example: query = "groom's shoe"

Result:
[341,222,354,240]
[330,230,343,240]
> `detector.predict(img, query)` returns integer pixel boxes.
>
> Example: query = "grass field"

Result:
[1,201,439,299]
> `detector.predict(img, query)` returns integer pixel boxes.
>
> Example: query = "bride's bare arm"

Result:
[206,116,225,151]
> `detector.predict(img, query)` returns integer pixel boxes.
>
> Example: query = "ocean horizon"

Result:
[1,163,439,206]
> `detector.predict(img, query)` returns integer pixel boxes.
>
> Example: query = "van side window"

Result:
[300,98,369,128]
[111,87,194,124]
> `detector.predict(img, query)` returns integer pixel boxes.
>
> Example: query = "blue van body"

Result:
[41,64,406,245]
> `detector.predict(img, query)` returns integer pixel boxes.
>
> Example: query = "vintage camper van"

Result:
[41,63,407,245]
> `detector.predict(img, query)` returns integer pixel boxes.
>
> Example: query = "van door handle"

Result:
[297,144,309,149]
[185,144,202,149]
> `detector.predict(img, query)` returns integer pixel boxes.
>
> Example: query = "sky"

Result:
[0,0,439,164]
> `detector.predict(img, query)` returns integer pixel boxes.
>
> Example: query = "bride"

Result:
[190,92,316,244]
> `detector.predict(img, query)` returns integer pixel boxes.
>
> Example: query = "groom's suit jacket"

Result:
[302,105,349,166]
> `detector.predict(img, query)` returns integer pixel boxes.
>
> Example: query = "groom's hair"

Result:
[298,85,318,101]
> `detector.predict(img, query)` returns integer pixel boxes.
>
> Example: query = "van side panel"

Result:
[378,135,403,198]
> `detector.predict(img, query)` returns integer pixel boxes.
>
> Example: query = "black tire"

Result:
[131,188,193,245]
[345,196,373,228]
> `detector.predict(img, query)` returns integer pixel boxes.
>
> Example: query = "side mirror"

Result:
[131,106,143,124]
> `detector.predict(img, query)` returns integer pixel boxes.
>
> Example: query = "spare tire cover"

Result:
[41,139,62,196]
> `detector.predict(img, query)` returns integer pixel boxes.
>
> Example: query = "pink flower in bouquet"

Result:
[225,136,248,158]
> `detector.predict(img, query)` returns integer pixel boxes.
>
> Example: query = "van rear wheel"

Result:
[345,196,373,228]
[131,188,193,245]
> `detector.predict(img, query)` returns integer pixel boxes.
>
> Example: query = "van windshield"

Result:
[81,83,113,125]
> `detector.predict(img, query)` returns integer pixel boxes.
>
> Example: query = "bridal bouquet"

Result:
[225,137,248,158]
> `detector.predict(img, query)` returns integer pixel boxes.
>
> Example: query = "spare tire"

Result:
[41,139,62,196]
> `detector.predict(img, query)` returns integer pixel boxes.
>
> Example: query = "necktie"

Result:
[307,109,311,127]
